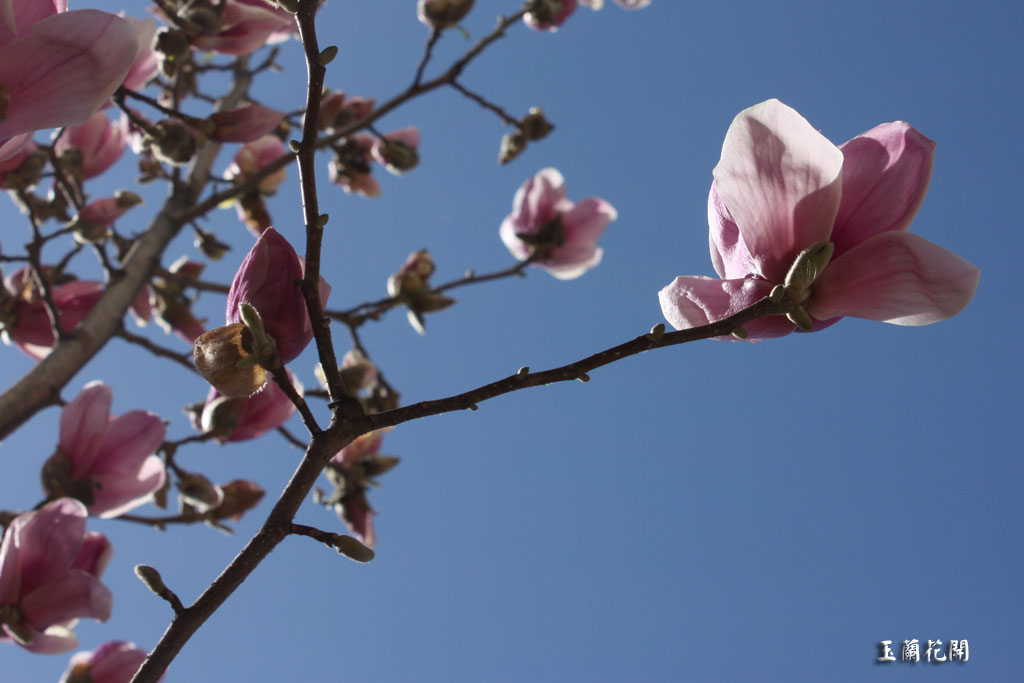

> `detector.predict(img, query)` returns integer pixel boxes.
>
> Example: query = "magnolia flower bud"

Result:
[177,472,224,512]
[153,120,197,166]
[524,0,577,31]
[417,0,475,29]
[209,105,285,143]
[155,27,190,61]
[499,130,527,165]
[372,127,420,175]
[521,107,554,141]
[210,480,266,521]
[193,323,267,397]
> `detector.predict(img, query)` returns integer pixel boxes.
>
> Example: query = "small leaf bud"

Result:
[784,240,834,294]
[333,534,375,562]
[645,322,666,342]
[318,45,339,65]
[134,564,169,596]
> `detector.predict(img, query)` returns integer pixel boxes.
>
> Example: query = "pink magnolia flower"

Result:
[0,267,104,360]
[55,112,127,181]
[328,431,391,547]
[196,370,302,443]
[209,104,285,143]
[0,6,138,160]
[71,192,143,243]
[226,134,288,194]
[192,0,297,56]
[659,99,980,339]
[319,91,375,132]
[329,134,380,198]
[371,126,420,175]
[418,0,475,29]
[0,139,39,188]
[43,381,166,518]
[62,640,156,683]
[524,0,577,31]
[226,227,331,364]
[0,499,113,653]
[500,167,617,279]
[120,17,159,92]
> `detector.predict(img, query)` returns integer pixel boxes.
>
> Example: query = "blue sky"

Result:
[1,1,1021,681]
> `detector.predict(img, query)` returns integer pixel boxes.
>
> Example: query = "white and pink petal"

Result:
[807,231,979,326]
[713,99,843,283]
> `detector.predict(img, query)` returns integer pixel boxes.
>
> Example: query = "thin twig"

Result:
[413,28,442,87]
[449,80,519,125]
[369,297,782,431]
[116,327,196,371]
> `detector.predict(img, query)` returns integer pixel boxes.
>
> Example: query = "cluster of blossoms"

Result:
[0,0,981,679]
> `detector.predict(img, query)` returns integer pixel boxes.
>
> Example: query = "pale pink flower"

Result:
[226,134,288,194]
[329,134,379,198]
[319,92,375,131]
[226,228,331,364]
[659,99,980,339]
[524,0,577,31]
[0,267,104,360]
[62,640,156,683]
[54,112,127,181]
[0,6,138,160]
[371,126,420,175]
[120,17,159,92]
[210,104,285,143]
[328,431,389,547]
[197,370,301,443]
[0,499,113,653]
[192,0,297,56]
[500,167,617,279]
[0,139,38,188]
[45,381,166,518]
[72,192,143,242]
[418,0,475,29]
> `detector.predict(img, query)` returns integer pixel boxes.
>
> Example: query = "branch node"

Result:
[516,366,530,379]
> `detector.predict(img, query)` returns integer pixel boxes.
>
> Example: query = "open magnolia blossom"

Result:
[659,99,979,339]
[0,267,105,360]
[0,3,138,160]
[54,111,127,181]
[0,499,113,653]
[501,168,617,280]
[44,381,166,518]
